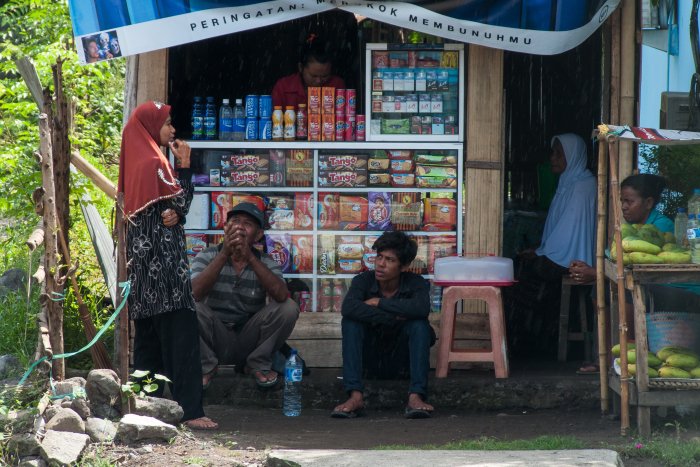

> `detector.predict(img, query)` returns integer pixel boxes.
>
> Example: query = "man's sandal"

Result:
[251,369,278,388]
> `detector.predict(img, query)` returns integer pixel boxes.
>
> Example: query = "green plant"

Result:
[640,143,700,217]
[379,435,585,451]
[121,370,171,400]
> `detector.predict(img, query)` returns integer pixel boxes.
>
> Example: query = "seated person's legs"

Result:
[332,317,367,416]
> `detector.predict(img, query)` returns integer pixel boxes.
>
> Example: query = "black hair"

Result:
[372,231,418,266]
[299,33,334,67]
[620,174,667,206]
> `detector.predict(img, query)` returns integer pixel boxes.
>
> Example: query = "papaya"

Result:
[648,367,660,378]
[620,223,637,239]
[622,237,662,255]
[690,368,700,379]
[637,228,665,248]
[657,346,700,361]
[629,252,664,264]
[658,366,691,379]
[647,353,663,368]
[663,232,676,244]
[665,353,700,370]
[661,242,685,252]
[628,365,659,378]
[657,251,692,264]
[611,343,635,357]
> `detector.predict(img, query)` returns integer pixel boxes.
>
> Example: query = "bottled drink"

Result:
[272,106,284,141]
[429,283,443,313]
[191,96,204,140]
[283,349,303,417]
[283,106,296,141]
[218,98,233,141]
[687,214,700,264]
[232,99,245,141]
[204,96,217,140]
[688,188,700,219]
[295,104,308,140]
[674,208,688,248]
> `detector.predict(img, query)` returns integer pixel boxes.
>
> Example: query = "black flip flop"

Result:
[404,406,432,419]
[252,369,278,388]
[330,408,363,419]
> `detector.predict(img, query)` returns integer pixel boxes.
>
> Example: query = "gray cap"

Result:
[227,202,264,228]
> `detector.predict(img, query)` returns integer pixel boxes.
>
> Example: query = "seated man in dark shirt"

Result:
[331,231,435,419]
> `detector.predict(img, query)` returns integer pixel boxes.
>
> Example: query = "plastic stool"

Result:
[435,285,509,378]
[557,276,594,362]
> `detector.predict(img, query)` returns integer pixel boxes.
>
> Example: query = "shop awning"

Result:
[70,0,620,64]
[598,125,700,146]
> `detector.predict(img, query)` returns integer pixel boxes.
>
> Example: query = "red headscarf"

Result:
[118,101,182,218]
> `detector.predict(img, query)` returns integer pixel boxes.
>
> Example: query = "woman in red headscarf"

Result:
[118,101,217,430]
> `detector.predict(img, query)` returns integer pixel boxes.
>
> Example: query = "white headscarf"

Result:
[536,133,597,267]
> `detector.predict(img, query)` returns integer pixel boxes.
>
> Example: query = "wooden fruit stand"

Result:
[595,125,700,438]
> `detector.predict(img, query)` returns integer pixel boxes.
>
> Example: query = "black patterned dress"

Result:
[126,169,195,320]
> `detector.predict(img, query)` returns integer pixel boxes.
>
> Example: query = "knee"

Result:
[279,298,299,324]
[405,319,432,341]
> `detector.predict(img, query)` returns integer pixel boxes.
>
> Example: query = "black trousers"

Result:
[133,308,204,422]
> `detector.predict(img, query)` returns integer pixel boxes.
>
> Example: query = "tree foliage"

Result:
[640,143,700,217]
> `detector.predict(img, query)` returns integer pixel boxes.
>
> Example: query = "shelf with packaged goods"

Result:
[186,141,464,150]
[317,274,435,280]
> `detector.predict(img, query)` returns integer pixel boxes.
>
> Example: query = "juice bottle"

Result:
[284,106,296,141]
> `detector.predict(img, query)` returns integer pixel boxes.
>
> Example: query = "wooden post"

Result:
[596,137,609,414]
[124,55,139,126]
[51,60,71,255]
[115,194,130,382]
[38,103,64,380]
[608,138,629,435]
[618,0,637,179]
[135,49,168,107]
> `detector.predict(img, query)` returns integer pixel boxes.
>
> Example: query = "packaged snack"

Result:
[362,235,379,271]
[209,169,221,186]
[391,192,422,230]
[220,154,231,170]
[227,171,270,187]
[428,235,457,273]
[269,149,286,186]
[415,153,458,166]
[423,198,457,227]
[338,259,363,273]
[318,192,339,229]
[415,165,458,178]
[322,114,335,141]
[267,195,293,210]
[210,192,232,229]
[318,170,368,188]
[266,233,291,273]
[267,209,294,230]
[294,192,314,230]
[220,170,232,187]
[381,118,410,134]
[318,234,336,274]
[416,176,458,189]
[367,157,390,172]
[367,192,392,231]
[308,87,321,114]
[192,173,210,186]
[372,51,389,68]
[308,114,321,141]
[318,154,368,171]
[339,195,368,229]
[336,234,364,259]
[291,235,313,273]
[286,167,313,187]
[390,159,415,174]
[228,153,269,171]
[321,87,335,114]
[422,223,454,232]
[369,172,391,187]
[230,194,265,212]
[390,173,415,187]
[185,234,208,258]
[408,235,429,274]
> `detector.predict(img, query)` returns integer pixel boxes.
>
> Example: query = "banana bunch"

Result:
[610,223,691,265]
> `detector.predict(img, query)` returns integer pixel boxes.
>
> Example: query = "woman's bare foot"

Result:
[407,393,434,412]
[183,416,218,430]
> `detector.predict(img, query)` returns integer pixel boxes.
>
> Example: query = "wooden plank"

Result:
[135,49,168,110]
[618,0,636,180]
[290,312,491,341]
[290,338,491,369]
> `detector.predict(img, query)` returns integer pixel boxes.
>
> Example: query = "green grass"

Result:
[616,434,700,467]
[378,435,585,451]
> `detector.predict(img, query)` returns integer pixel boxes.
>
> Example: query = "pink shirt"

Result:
[272,72,346,109]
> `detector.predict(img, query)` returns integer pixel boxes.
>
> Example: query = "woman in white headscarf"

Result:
[507,134,596,356]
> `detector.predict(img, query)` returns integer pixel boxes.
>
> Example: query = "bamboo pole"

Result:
[70,151,117,199]
[618,0,637,179]
[115,194,129,382]
[596,136,609,414]
[38,106,64,380]
[608,137,630,435]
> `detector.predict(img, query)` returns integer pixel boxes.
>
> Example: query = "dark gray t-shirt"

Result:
[190,245,283,325]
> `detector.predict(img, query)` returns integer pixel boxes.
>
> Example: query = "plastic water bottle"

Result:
[232,99,245,141]
[218,98,233,141]
[674,208,688,248]
[283,349,302,417]
[687,214,700,264]
[204,96,217,140]
[191,96,203,140]
[429,283,442,313]
[688,188,700,218]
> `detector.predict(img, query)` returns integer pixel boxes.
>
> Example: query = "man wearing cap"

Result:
[191,202,299,388]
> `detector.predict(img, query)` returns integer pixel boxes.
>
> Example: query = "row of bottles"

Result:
[192,96,245,141]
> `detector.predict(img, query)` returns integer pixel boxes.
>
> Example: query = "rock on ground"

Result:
[116,414,178,444]
[85,417,117,443]
[131,395,184,425]
[44,408,85,433]
[85,369,122,419]
[39,430,90,466]
[0,354,21,379]
[6,433,41,458]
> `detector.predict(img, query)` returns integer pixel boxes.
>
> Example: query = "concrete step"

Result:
[203,360,600,411]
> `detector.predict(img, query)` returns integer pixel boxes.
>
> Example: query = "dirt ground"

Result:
[82,405,700,466]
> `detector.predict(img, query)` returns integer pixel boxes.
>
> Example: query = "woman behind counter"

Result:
[271,33,345,109]
[118,101,217,430]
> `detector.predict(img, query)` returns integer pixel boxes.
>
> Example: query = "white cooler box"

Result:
[434,256,514,284]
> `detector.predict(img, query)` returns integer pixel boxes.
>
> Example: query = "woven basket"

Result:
[646,312,700,355]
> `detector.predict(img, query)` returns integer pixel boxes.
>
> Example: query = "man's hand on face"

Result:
[222,221,237,257]
[229,223,252,262]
